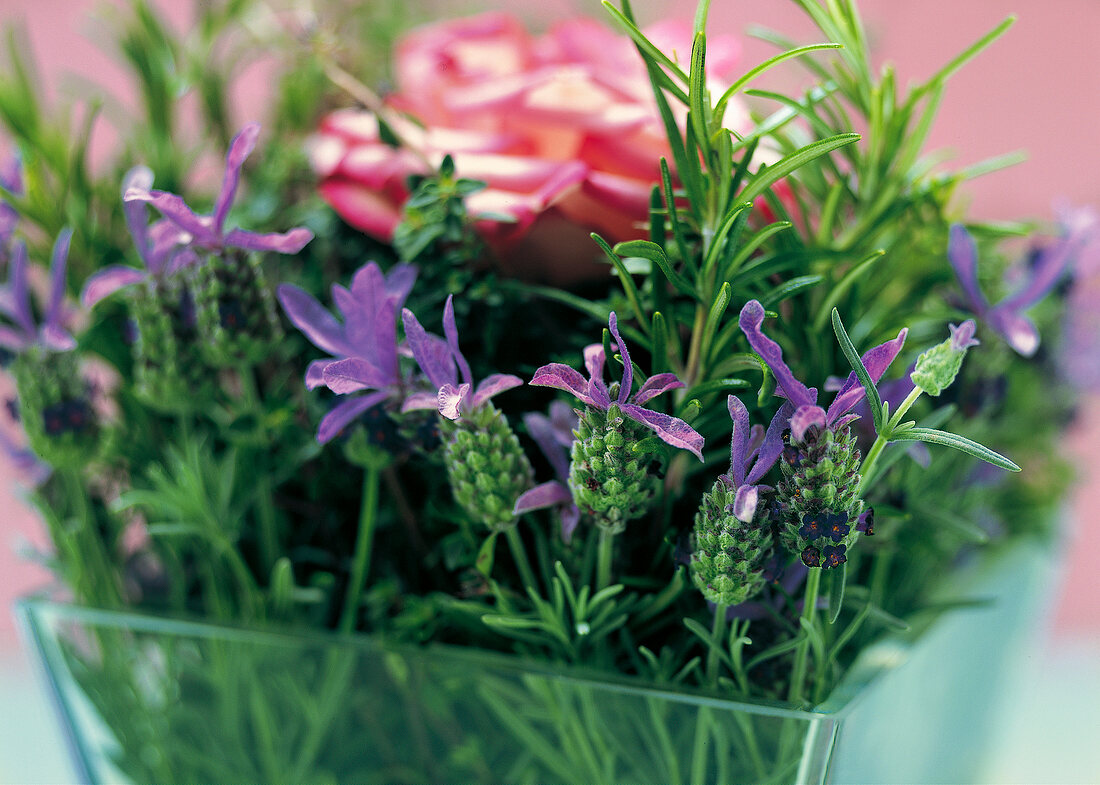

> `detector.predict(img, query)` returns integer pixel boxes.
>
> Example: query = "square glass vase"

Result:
[18,539,1053,785]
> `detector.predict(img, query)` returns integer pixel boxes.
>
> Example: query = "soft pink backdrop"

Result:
[1,0,1098,646]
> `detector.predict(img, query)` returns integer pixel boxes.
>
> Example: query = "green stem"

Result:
[859,385,923,495]
[237,368,280,574]
[707,602,728,688]
[596,528,616,590]
[339,463,381,634]
[787,566,822,706]
[504,525,539,593]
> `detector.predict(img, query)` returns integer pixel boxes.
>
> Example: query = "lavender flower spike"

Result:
[400,295,523,420]
[739,300,907,442]
[530,312,704,460]
[124,123,313,256]
[948,216,1096,356]
[0,232,76,354]
[280,261,417,443]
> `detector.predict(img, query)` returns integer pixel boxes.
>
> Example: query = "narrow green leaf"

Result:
[812,249,885,332]
[713,43,842,129]
[592,233,649,333]
[689,32,709,157]
[761,275,823,308]
[740,133,860,204]
[614,239,697,299]
[925,16,1015,87]
[700,282,732,367]
[693,0,712,34]
[723,221,792,277]
[703,201,753,278]
[684,378,751,398]
[660,158,695,274]
[831,308,883,433]
[602,2,690,85]
[889,427,1020,471]
[651,311,669,375]
[476,532,498,579]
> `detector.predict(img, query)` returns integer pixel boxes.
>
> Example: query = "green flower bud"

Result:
[12,347,100,469]
[911,320,979,397]
[690,478,772,606]
[192,250,283,367]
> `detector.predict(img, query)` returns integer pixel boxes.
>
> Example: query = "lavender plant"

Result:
[1,0,1093,782]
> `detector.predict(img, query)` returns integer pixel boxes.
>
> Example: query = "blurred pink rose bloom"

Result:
[311,13,747,284]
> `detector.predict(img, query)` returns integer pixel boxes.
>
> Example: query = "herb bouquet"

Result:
[5,1,1095,783]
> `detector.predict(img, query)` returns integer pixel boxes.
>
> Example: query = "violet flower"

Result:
[399,295,523,420]
[279,261,417,443]
[81,166,196,307]
[0,231,76,354]
[721,394,788,523]
[948,216,1095,357]
[123,123,313,257]
[530,312,704,460]
[513,400,581,541]
[0,154,22,264]
[739,300,907,442]
[0,427,51,487]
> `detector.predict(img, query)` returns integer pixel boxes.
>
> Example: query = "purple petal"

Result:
[524,411,571,480]
[472,373,523,409]
[401,390,441,413]
[607,312,633,403]
[442,295,473,386]
[949,320,980,351]
[149,220,189,270]
[584,343,605,382]
[727,395,752,487]
[733,485,758,523]
[224,227,313,254]
[82,266,146,308]
[402,308,456,389]
[513,481,573,515]
[40,324,76,352]
[948,224,989,313]
[988,307,1040,357]
[322,357,393,394]
[826,327,908,423]
[560,505,581,543]
[530,363,595,406]
[0,324,29,351]
[438,382,471,420]
[383,263,418,306]
[1000,221,1093,311]
[7,243,35,335]
[121,166,155,268]
[128,189,216,245]
[44,229,72,333]
[745,402,792,487]
[632,373,684,405]
[790,404,827,443]
[316,391,389,444]
[214,123,260,234]
[342,263,398,374]
[739,300,816,409]
[548,400,578,447]
[277,283,351,357]
[620,404,705,461]
[305,359,334,390]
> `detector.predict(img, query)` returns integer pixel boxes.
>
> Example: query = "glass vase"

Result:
[18,538,1054,785]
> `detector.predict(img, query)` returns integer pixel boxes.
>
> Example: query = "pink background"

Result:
[1,0,1098,646]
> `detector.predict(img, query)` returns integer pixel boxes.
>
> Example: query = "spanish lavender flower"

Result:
[948,216,1095,357]
[531,312,703,533]
[123,124,312,257]
[530,312,704,460]
[401,296,531,530]
[740,300,907,567]
[125,124,313,367]
[690,396,787,606]
[279,261,417,444]
[513,400,581,542]
[1,231,100,468]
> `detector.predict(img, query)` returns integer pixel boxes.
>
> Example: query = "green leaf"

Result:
[475,532,499,579]
[889,427,1020,471]
[684,378,751,398]
[713,43,842,130]
[602,2,690,85]
[689,32,709,159]
[812,249,885,332]
[923,16,1015,88]
[831,308,884,433]
[760,274,823,308]
[614,239,697,299]
[740,133,860,204]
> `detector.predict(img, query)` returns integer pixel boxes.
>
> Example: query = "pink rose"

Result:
[311,13,747,285]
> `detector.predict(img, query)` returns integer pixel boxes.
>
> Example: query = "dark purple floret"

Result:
[856,508,875,536]
[824,512,851,543]
[822,544,848,569]
[798,512,825,540]
[801,546,821,568]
